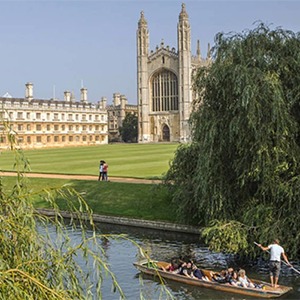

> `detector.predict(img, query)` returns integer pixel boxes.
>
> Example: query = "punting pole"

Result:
[254,241,300,275]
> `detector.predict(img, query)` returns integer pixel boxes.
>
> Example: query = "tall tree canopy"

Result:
[119,113,138,142]
[166,23,300,257]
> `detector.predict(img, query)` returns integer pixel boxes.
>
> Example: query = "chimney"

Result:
[80,87,88,103]
[120,95,127,121]
[113,93,121,106]
[25,82,33,101]
[64,91,71,102]
[100,97,107,110]
[120,95,127,110]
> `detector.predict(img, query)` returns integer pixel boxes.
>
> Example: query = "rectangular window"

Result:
[36,124,41,131]
[36,136,42,143]
[36,113,41,119]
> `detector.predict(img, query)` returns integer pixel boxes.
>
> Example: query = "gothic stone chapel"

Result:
[137,3,210,143]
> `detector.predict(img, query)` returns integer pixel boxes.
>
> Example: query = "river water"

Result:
[51,222,300,300]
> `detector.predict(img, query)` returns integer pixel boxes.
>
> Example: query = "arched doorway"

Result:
[162,124,170,142]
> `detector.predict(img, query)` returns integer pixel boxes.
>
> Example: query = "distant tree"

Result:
[119,113,138,142]
[166,23,300,257]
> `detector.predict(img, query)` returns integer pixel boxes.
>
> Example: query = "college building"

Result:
[0,83,108,149]
[137,3,211,143]
[107,93,138,142]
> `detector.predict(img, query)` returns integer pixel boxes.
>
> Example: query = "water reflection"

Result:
[46,221,300,299]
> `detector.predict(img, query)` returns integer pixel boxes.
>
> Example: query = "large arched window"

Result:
[151,70,178,112]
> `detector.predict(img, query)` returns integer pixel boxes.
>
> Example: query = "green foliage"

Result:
[119,113,138,142]
[164,143,200,224]
[202,220,248,254]
[166,23,300,257]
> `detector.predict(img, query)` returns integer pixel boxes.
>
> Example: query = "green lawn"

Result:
[1,176,177,223]
[0,143,178,179]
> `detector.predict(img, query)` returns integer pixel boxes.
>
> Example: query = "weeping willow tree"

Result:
[166,23,300,258]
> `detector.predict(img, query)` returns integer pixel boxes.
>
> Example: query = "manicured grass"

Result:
[2,176,177,223]
[0,143,178,179]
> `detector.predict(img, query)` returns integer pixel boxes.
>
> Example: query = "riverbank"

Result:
[37,208,200,234]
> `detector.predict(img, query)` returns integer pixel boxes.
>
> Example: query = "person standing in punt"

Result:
[258,239,292,288]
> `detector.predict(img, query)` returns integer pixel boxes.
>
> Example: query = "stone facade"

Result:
[107,93,138,142]
[0,83,108,149]
[137,3,211,143]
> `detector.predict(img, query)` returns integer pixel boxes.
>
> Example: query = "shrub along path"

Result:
[0,171,161,184]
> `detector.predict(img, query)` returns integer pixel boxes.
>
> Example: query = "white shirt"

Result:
[268,244,284,262]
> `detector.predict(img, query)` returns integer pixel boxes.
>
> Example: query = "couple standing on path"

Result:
[98,160,108,181]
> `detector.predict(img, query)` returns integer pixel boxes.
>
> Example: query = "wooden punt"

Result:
[133,259,293,298]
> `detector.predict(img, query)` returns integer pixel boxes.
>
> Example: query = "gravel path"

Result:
[0,171,161,185]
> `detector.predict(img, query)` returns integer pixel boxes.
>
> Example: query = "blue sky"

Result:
[0,0,299,104]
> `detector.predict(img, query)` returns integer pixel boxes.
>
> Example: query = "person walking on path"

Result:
[258,239,292,288]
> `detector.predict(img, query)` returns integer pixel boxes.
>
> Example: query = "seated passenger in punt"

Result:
[191,264,210,281]
[223,268,241,287]
[161,257,184,274]
[180,260,194,278]
[212,269,228,283]
[238,269,255,288]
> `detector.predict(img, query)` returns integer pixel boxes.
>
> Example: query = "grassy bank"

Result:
[2,176,177,223]
[0,143,178,179]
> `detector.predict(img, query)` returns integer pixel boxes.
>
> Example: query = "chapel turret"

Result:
[137,11,150,142]
[177,3,192,142]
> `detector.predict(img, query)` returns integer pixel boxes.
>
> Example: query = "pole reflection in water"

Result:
[45,222,300,300]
